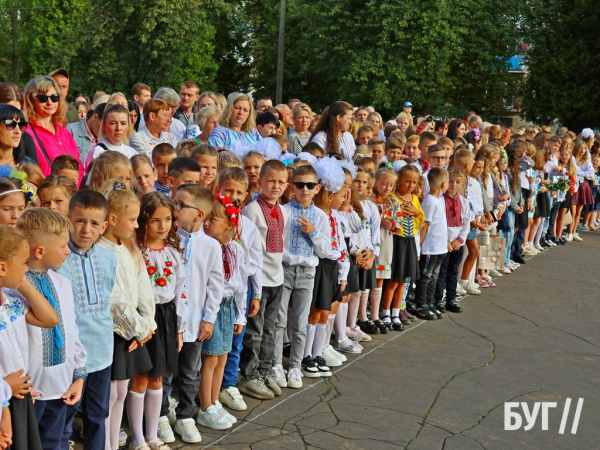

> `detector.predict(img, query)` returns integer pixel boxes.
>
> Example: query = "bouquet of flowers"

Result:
[548,176,574,193]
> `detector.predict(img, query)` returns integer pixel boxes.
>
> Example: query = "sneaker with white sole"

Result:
[215,400,237,424]
[489,269,503,277]
[573,233,583,241]
[456,283,467,296]
[565,233,573,242]
[196,405,232,430]
[346,326,363,342]
[534,243,544,251]
[327,344,347,362]
[129,443,151,450]
[119,428,128,447]
[353,326,372,342]
[459,280,480,295]
[219,386,248,410]
[322,345,343,367]
[337,337,362,354]
[167,397,178,425]
[314,356,332,377]
[272,364,288,388]
[301,356,320,378]
[287,367,303,389]
[158,416,175,444]
[174,418,202,444]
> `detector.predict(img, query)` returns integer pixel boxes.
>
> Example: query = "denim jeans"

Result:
[435,246,464,304]
[35,398,68,450]
[511,228,526,259]
[545,198,561,239]
[240,285,284,379]
[222,282,252,389]
[274,264,316,369]
[498,209,515,266]
[542,197,555,236]
[415,253,446,308]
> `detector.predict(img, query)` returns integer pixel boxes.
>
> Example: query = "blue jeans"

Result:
[545,198,561,239]
[498,209,515,265]
[435,246,464,304]
[222,281,252,388]
[64,366,111,450]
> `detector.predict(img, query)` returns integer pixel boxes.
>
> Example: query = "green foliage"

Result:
[523,0,600,129]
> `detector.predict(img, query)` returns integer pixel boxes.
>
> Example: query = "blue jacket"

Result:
[66,119,93,164]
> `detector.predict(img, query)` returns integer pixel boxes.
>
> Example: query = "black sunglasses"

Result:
[36,94,60,103]
[173,200,199,211]
[294,182,317,190]
[1,119,27,131]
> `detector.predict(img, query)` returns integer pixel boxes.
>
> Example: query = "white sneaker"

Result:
[196,405,233,430]
[573,233,583,241]
[158,416,175,444]
[322,345,343,367]
[456,283,467,295]
[174,418,202,444]
[218,386,247,411]
[489,269,503,277]
[119,428,128,447]
[271,364,288,388]
[534,243,544,251]
[459,280,481,295]
[287,367,303,389]
[328,344,347,362]
[565,233,573,242]
[337,337,362,354]
[215,400,237,424]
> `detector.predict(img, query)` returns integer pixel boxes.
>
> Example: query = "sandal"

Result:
[487,280,496,287]
[477,279,490,288]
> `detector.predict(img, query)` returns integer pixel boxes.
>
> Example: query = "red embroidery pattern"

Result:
[257,196,284,253]
[443,193,462,227]
[221,242,237,282]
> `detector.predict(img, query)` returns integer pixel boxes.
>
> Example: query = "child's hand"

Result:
[137,329,155,347]
[540,186,548,193]
[381,218,394,231]
[4,369,32,399]
[297,216,315,235]
[0,406,12,449]
[62,378,84,406]
[447,242,453,252]
[451,239,462,251]
[30,390,40,403]
[500,194,510,201]
[128,340,139,352]
[0,433,11,450]
[233,324,244,335]
[177,333,183,352]
[354,252,364,266]
[516,205,524,214]
[340,283,347,292]
[248,299,260,318]
[199,321,213,341]
[403,204,417,216]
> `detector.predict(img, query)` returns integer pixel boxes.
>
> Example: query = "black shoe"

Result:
[432,307,444,319]
[415,306,437,320]
[558,238,566,245]
[391,317,404,331]
[313,356,332,377]
[513,255,526,264]
[372,319,389,334]
[539,239,550,248]
[406,302,418,316]
[282,343,291,358]
[357,319,380,335]
[446,301,463,313]
[435,303,446,313]
[381,316,394,330]
[301,356,320,378]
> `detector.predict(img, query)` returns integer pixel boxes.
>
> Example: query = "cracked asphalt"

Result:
[73,233,600,449]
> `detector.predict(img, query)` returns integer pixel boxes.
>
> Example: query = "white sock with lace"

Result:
[127,390,146,446]
[369,288,382,320]
[347,292,361,329]
[382,308,391,323]
[144,387,163,441]
[358,290,370,322]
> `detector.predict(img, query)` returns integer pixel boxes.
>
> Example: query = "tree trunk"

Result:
[10,9,18,84]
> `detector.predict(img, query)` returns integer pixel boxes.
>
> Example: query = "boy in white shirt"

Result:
[17,208,87,450]
[415,168,449,320]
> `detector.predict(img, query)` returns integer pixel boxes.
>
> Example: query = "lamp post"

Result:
[275,0,286,105]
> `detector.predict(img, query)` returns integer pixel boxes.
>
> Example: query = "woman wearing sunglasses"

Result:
[0,104,36,167]
[23,75,83,181]
[0,82,39,165]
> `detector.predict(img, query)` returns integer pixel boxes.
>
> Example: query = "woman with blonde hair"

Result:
[288,102,313,155]
[24,75,82,180]
[183,105,221,144]
[207,93,260,148]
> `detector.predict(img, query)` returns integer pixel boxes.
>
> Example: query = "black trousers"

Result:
[435,246,464,304]
[415,253,446,308]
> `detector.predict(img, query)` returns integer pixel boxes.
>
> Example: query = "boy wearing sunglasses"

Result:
[273,164,331,389]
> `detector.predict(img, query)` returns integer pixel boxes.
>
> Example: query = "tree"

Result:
[523,0,600,129]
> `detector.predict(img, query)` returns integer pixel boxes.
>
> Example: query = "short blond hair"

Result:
[427,167,449,188]
[17,207,72,245]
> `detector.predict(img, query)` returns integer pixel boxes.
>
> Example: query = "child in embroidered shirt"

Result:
[127,192,186,450]
[434,169,469,314]
[369,167,399,334]
[301,158,349,378]
[0,225,58,450]
[383,165,424,329]
[132,154,157,197]
[37,175,76,215]
[0,176,27,227]
[197,196,247,430]
[56,191,117,450]
[152,143,177,197]
[16,208,88,450]
[242,151,265,202]
[98,188,157,450]
[169,184,222,444]
[349,167,380,337]
[216,168,263,412]
[275,165,330,388]
[239,160,288,400]
[415,168,449,320]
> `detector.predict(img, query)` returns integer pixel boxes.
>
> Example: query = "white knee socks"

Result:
[304,324,316,358]
[358,290,370,322]
[369,288,382,321]
[347,292,361,329]
[144,387,163,442]
[312,323,327,357]
[127,390,145,447]
[335,303,348,342]
[106,380,128,450]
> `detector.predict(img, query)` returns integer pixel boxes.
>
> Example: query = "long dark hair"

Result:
[506,140,525,191]
[0,104,26,164]
[136,191,183,257]
[312,101,353,155]
[128,100,141,132]
[447,119,464,140]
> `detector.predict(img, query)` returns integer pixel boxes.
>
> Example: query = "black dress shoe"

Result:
[357,319,380,335]
[391,318,404,331]
[415,306,437,320]
[446,301,463,313]
[373,319,389,334]
[513,255,526,264]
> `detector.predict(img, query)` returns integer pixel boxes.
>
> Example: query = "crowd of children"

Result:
[1,89,599,450]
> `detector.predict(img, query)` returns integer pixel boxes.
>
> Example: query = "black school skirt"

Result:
[111,333,153,380]
[390,235,419,282]
[312,257,341,311]
[340,237,359,296]
[146,301,179,378]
